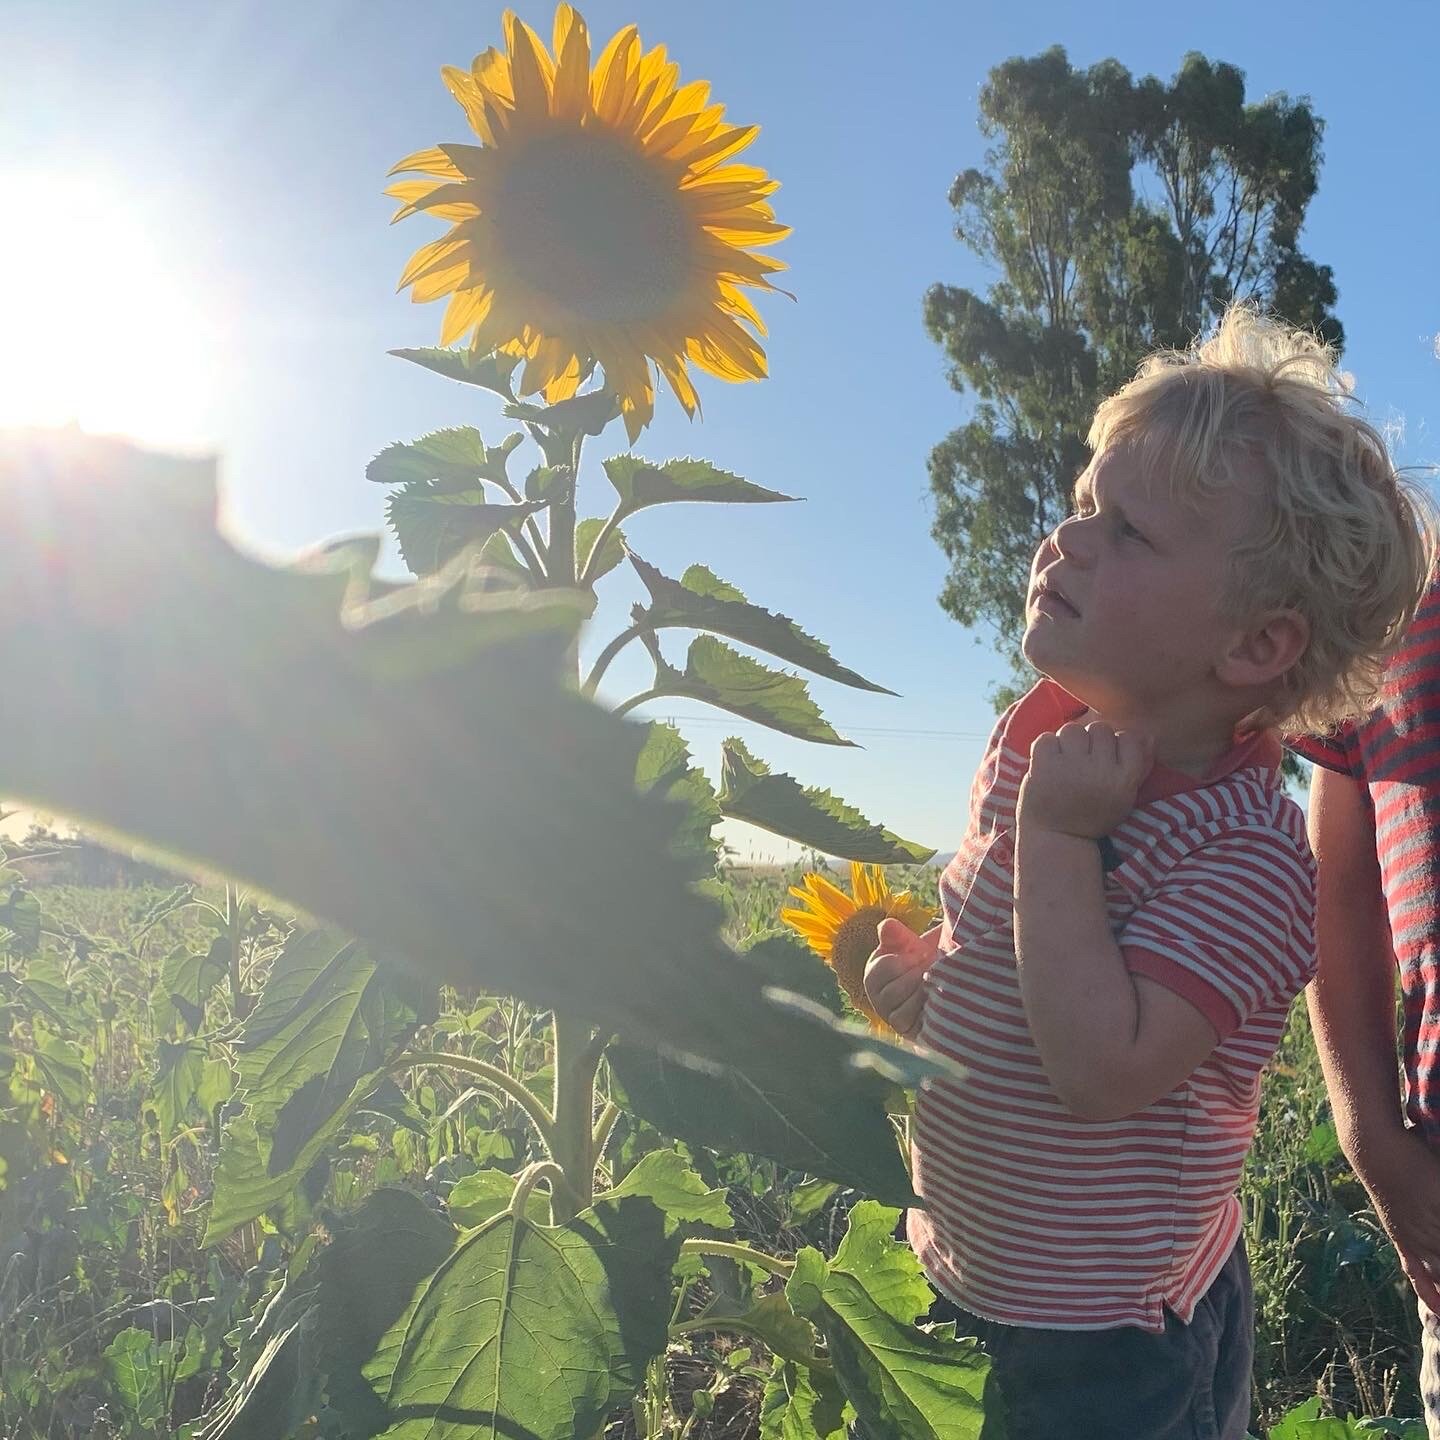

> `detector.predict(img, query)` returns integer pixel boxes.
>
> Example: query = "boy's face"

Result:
[1022,444,1254,723]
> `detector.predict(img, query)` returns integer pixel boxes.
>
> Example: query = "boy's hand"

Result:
[1358,1127,1440,1312]
[864,918,940,1039]
[1018,720,1154,841]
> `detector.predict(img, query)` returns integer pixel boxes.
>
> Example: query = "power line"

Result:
[650,712,990,741]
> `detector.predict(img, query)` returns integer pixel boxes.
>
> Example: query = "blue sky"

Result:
[4,1,1437,861]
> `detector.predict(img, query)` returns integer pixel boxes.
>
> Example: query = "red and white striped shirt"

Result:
[909,680,1317,1332]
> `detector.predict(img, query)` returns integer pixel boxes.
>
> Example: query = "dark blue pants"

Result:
[920,1240,1254,1440]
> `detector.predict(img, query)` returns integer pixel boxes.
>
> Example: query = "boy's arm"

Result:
[1013,827,1219,1121]
[1014,719,1246,1122]
[1307,765,1440,1309]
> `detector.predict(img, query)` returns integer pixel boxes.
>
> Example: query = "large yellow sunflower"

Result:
[781,863,936,1035]
[388,5,789,442]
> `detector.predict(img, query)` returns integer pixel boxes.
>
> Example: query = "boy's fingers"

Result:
[890,988,926,1037]
[1406,1253,1440,1314]
[876,917,930,960]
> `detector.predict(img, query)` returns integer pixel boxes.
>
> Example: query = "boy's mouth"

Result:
[1034,581,1080,618]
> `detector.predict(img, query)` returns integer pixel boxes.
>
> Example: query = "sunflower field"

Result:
[0,6,1427,1439]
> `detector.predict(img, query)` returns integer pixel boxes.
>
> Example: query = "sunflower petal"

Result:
[672,122,759,173]
[591,24,640,125]
[442,65,499,145]
[386,178,485,224]
[387,146,465,180]
[440,286,495,347]
[503,11,556,129]
[550,3,591,122]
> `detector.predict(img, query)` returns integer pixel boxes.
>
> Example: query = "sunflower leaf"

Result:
[603,457,797,518]
[505,389,621,437]
[629,553,893,694]
[360,1193,679,1439]
[207,930,429,1242]
[0,432,898,1088]
[635,722,721,879]
[577,517,626,585]
[644,636,852,746]
[524,465,573,505]
[609,936,916,1206]
[477,530,533,582]
[760,1358,851,1438]
[389,346,520,399]
[366,428,499,491]
[387,482,547,576]
[719,738,935,863]
[785,1202,995,1440]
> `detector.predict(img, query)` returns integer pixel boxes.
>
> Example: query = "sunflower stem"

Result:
[550,1011,601,1224]
[395,1050,559,1156]
[612,687,663,719]
[582,620,649,698]
[492,474,550,578]
[509,527,549,582]
[678,1239,795,1278]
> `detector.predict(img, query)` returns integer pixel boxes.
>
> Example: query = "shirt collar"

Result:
[1002,679,1282,803]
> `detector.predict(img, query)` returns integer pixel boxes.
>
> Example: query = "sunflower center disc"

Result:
[830,905,888,1003]
[494,130,693,323]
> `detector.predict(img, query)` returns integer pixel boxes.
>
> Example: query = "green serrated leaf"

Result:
[159,938,228,1035]
[645,635,852,746]
[603,456,797,518]
[0,432,904,1111]
[760,1357,850,1439]
[104,1328,169,1427]
[154,1038,206,1144]
[196,1312,320,1440]
[12,955,83,1032]
[786,1202,995,1440]
[446,1168,546,1228]
[206,931,424,1239]
[576,516,626,585]
[207,1078,375,1243]
[389,346,519,398]
[363,1193,678,1439]
[703,1290,821,1369]
[366,427,494,490]
[719,737,936,863]
[0,887,43,954]
[610,939,916,1206]
[597,1146,733,1233]
[629,552,893,694]
[312,1187,460,1437]
[635,722,721,878]
[356,1075,431,1137]
[31,1027,88,1111]
[524,464,573,504]
[387,481,547,577]
[505,388,620,436]
[477,529,532,581]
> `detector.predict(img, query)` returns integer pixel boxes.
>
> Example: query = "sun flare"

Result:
[0,174,216,447]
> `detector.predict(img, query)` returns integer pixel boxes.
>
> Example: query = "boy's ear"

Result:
[1217,609,1310,689]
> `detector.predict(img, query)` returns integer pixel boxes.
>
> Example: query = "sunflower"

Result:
[388,5,789,442]
[781,863,936,1035]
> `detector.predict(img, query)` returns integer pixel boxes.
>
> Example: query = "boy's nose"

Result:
[1052,513,1095,566]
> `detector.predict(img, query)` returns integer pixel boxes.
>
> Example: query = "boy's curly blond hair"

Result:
[1088,305,1437,735]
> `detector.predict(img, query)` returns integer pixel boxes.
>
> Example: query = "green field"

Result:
[0,863,1423,1438]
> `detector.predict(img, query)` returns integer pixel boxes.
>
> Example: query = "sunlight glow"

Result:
[0,173,218,447]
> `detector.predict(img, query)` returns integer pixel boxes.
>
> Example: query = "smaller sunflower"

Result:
[781,862,936,1035]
